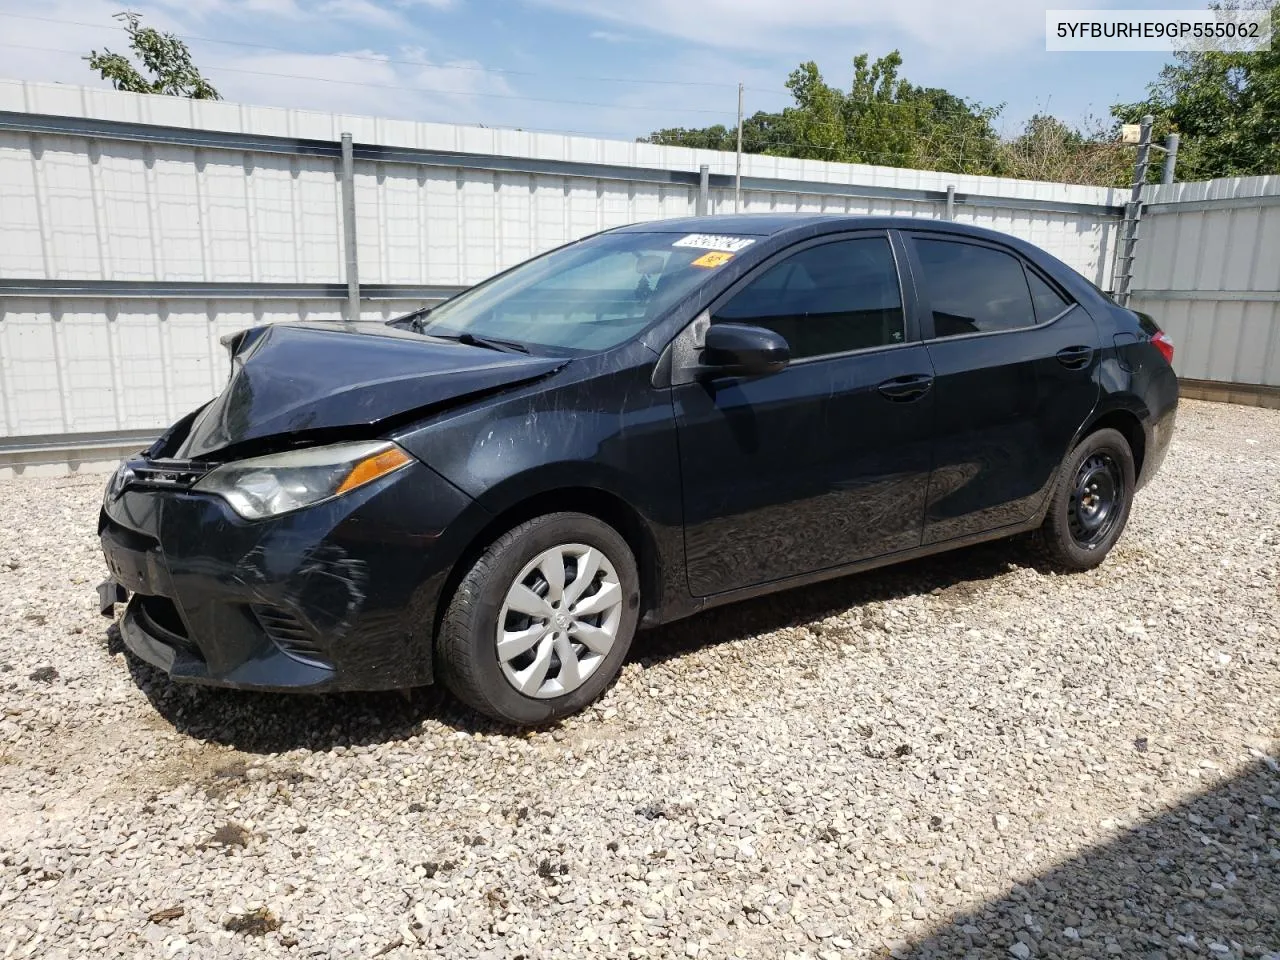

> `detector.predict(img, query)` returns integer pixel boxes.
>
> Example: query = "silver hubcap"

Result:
[496,543,623,699]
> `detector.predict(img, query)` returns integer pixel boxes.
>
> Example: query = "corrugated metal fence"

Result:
[2,80,1276,471]
[1128,175,1280,401]
[0,81,1127,471]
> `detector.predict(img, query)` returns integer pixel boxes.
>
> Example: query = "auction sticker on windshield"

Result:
[690,251,735,269]
[673,234,756,253]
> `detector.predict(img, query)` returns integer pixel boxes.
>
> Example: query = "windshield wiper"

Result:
[430,331,530,354]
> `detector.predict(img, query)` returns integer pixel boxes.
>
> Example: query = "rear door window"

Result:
[1027,270,1073,323]
[913,238,1036,338]
[712,236,905,360]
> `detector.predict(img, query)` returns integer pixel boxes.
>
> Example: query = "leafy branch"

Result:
[86,12,220,100]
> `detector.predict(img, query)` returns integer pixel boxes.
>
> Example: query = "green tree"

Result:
[1112,2,1278,179]
[86,12,220,100]
[642,51,1003,177]
[644,123,736,151]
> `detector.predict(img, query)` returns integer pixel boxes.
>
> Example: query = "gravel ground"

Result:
[1,397,1277,960]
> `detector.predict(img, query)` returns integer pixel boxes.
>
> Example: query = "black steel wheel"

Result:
[1067,451,1125,549]
[1039,427,1136,570]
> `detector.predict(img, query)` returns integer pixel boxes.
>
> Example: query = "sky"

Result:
[0,0,1192,143]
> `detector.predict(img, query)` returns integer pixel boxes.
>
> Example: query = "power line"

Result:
[0,12,744,90]
[648,110,1131,151]
[0,12,1056,126]
[739,85,1017,123]
[0,42,741,117]
[644,131,1128,173]
[650,125,1020,152]
[4,12,1114,145]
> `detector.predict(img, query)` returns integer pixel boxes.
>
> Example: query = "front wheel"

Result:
[1038,427,1137,571]
[436,513,640,726]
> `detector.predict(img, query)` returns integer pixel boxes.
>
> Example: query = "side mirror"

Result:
[697,323,790,379]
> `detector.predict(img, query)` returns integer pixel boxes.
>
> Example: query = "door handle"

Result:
[1056,345,1094,369]
[877,374,934,402]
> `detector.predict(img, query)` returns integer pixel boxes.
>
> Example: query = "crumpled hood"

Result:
[175,322,566,459]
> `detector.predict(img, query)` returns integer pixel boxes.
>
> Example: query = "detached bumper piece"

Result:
[97,578,128,616]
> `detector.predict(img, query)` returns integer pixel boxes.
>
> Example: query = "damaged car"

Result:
[98,215,1178,725]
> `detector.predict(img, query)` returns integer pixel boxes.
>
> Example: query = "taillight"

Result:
[1151,331,1174,365]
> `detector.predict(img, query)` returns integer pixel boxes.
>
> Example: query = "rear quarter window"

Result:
[1027,271,1073,323]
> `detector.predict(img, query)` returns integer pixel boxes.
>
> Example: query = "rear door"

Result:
[672,231,936,597]
[901,232,1100,544]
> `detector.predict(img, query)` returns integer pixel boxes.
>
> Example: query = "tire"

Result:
[436,512,641,726]
[1038,427,1137,571]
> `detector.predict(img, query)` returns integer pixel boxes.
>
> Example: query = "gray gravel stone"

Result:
[1,398,1278,960]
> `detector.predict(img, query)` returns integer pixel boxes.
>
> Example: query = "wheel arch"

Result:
[432,483,666,644]
[1078,404,1148,480]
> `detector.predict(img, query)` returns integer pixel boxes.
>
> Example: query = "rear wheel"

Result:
[436,513,640,726]
[1038,427,1136,570]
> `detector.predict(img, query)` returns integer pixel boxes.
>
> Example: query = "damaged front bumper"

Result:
[97,454,477,692]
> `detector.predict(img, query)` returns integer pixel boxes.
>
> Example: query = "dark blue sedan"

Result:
[99,215,1178,725]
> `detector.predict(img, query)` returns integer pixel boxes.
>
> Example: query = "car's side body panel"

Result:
[668,230,937,597]
[1084,306,1180,488]
[674,341,938,596]
[897,229,1103,543]
[392,347,692,625]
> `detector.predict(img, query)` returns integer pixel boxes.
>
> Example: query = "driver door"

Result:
[671,232,936,597]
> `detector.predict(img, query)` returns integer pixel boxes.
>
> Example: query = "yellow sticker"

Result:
[691,251,734,269]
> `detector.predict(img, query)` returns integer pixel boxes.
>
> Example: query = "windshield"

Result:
[416,231,758,353]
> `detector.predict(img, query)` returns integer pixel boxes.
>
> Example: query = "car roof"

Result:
[611,213,1027,247]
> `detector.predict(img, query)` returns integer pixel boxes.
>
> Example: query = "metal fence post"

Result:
[945,185,956,221]
[340,132,360,323]
[1162,133,1180,185]
[696,165,709,216]
[734,82,743,213]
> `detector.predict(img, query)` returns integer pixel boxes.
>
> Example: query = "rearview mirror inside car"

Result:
[635,254,665,274]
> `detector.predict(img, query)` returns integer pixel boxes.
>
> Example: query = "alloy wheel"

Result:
[495,543,624,699]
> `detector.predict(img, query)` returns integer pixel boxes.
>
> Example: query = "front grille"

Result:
[252,605,331,667]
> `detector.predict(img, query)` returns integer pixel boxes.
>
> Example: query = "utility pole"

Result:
[340,132,360,323]
[735,82,743,213]
[1161,133,1180,185]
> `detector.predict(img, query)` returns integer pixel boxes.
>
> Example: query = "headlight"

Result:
[104,460,129,506]
[193,441,413,520]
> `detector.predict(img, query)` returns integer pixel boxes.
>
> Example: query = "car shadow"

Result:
[121,536,1046,753]
[633,536,1042,671]
[895,756,1280,957]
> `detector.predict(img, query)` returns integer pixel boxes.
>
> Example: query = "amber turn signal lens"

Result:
[335,445,413,495]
